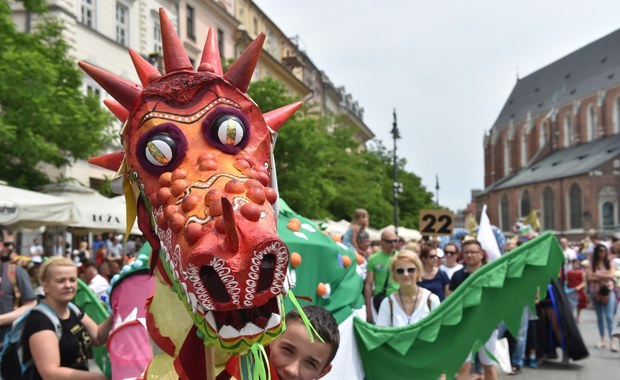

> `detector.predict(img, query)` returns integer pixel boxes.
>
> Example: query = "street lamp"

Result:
[390,109,401,233]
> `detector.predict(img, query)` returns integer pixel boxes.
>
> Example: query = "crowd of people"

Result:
[3,212,620,380]
[354,208,620,379]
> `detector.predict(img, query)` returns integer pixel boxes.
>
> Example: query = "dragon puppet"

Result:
[80,8,302,378]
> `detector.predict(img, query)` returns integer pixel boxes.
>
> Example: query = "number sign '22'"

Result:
[419,210,455,236]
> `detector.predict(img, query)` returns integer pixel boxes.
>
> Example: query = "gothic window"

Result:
[520,132,527,166]
[503,139,510,175]
[521,189,531,217]
[563,115,571,147]
[587,105,596,141]
[602,202,614,227]
[543,187,555,230]
[500,193,510,231]
[614,97,620,134]
[569,183,582,229]
[539,121,547,148]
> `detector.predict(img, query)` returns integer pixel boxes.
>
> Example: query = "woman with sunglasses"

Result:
[375,250,440,328]
[418,244,450,301]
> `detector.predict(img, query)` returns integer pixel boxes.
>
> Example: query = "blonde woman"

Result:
[21,257,113,379]
[375,250,440,327]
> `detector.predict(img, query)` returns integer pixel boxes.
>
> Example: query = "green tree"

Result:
[0,1,111,188]
[248,77,437,228]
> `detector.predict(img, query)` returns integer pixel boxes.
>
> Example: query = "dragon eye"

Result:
[214,115,245,147]
[145,134,177,166]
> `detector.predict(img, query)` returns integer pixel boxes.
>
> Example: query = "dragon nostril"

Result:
[199,266,231,303]
[257,254,275,293]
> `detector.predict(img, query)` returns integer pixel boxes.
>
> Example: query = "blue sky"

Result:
[255,0,620,211]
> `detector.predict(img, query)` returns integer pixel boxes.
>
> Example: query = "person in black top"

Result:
[22,257,113,380]
[449,240,498,380]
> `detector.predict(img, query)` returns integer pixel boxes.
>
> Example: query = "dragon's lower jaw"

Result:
[199,295,284,349]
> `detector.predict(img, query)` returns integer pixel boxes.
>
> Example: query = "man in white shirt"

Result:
[84,265,109,300]
[29,238,44,258]
[560,236,576,272]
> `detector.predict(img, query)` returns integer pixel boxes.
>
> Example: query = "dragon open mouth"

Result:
[205,296,281,339]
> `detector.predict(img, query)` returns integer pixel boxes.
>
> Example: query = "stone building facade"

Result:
[477,29,620,238]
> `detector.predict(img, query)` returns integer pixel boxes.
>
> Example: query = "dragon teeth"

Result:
[266,313,281,330]
[219,325,240,339]
[239,322,262,336]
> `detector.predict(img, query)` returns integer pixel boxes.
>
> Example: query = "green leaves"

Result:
[0,2,111,188]
[249,78,436,227]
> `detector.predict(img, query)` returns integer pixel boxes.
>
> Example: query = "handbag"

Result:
[372,273,391,313]
[594,284,610,305]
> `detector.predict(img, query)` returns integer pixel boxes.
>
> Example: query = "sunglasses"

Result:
[382,239,398,244]
[444,251,457,255]
[3,242,14,248]
[427,254,438,259]
[395,267,416,275]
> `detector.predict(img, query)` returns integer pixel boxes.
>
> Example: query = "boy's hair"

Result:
[286,305,340,365]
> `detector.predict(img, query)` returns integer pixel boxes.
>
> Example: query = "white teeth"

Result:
[137,317,147,328]
[181,283,189,305]
[219,325,240,339]
[240,322,262,336]
[206,311,217,331]
[125,307,138,323]
[115,315,123,327]
[266,313,281,330]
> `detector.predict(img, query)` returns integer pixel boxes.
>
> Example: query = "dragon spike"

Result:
[129,49,162,85]
[198,27,223,75]
[103,99,129,123]
[78,61,142,110]
[221,197,239,253]
[264,102,303,132]
[224,33,266,93]
[159,8,193,74]
[88,151,125,172]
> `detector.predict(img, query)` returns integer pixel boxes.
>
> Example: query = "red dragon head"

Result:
[81,9,301,352]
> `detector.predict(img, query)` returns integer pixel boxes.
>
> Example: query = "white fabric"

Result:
[0,183,72,228]
[478,205,501,262]
[42,183,140,234]
[323,310,365,380]
[89,274,110,299]
[375,288,441,327]
[440,263,463,279]
[495,337,513,374]
[465,329,499,366]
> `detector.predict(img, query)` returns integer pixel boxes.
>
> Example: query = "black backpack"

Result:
[0,302,81,379]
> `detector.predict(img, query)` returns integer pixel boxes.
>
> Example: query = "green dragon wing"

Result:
[354,232,563,380]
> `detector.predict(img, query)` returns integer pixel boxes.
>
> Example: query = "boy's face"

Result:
[270,321,333,380]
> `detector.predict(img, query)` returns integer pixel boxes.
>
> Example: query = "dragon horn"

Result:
[197,27,223,75]
[221,197,239,253]
[224,33,266,93]
[159,8,193,74]
[88,151,125,172]
[78,62,142,110]
[129,49,162,85]
[103,99,129,123]
[264,102,303,132]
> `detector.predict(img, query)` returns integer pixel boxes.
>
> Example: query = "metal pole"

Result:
[435,174,440,206]
[391,109,400,234]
